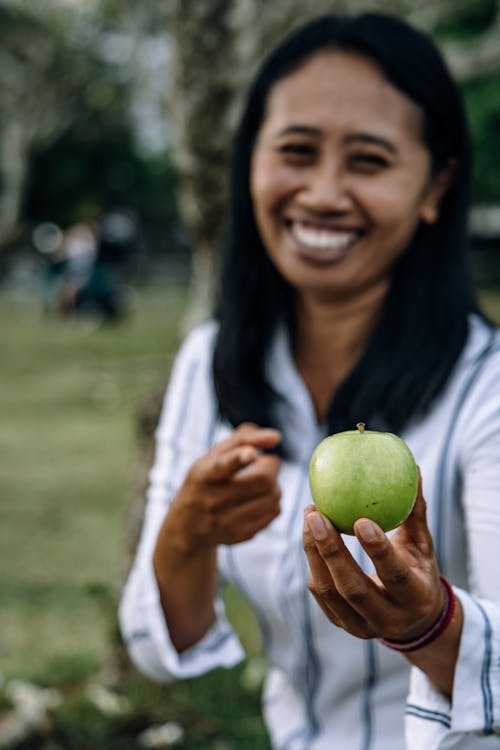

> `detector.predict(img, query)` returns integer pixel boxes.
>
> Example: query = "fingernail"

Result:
[356,518,380,543]
[307,513,329,541]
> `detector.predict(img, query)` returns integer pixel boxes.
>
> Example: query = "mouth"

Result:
[286,220,363,263]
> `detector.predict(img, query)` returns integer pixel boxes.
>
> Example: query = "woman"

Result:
[119,12,500,749]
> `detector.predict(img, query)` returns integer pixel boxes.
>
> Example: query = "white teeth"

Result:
[292,223,358,252]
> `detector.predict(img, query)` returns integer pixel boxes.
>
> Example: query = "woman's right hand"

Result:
[164,422,282,556]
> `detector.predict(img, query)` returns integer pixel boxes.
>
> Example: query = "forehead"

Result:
[262,50,424,142]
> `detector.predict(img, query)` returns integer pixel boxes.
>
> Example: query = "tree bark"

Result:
[165,1,238,329]
[0,121,28,245]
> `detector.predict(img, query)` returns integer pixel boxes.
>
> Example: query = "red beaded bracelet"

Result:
[379,576,456,653]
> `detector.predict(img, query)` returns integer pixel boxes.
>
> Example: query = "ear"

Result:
[419,159,457,225]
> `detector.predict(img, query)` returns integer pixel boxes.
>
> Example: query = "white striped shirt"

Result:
[119,314,500,749]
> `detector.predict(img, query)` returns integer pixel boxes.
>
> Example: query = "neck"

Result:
[294,282,389,422]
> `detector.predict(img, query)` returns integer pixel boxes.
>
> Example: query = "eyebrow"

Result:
[275,126,397,155]
[346,133,397,155]
[275,125,321,138]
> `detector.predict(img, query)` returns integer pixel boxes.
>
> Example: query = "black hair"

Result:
[213,12,484,455]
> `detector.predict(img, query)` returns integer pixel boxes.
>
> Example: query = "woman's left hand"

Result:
[303,473,445,643]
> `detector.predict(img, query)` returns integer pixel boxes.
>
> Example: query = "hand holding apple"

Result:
[308,423,418,534]
[303,471,446,646]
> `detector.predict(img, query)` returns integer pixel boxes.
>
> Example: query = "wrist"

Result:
[379,576,456,653]
[155,505,215,566]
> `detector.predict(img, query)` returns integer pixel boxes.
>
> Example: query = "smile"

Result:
[288,221,362,259]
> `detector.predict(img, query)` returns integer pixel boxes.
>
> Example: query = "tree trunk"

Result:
[0,121,28,246]
[165,1,239,329]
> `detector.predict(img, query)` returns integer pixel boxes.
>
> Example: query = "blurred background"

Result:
[1,1,500,748]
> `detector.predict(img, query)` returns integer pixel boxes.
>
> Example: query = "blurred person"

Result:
[73,209,137,321]
[33,220,98,316]
[60,221,98,314]
[119,12,500,749]
[32,221,67,315]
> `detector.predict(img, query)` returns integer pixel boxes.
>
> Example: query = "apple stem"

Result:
[356,422,366,433]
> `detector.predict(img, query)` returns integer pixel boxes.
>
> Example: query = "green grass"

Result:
[0,279,270,748]
[0,283,186,681]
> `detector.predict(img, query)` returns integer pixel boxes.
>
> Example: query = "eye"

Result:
[350,153,390,172]
[279,142,317,161]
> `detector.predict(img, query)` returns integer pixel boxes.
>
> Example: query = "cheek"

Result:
[250,161,272,221]
[251,175,287,236]
[361,182,426,231]
[251,152,297,212]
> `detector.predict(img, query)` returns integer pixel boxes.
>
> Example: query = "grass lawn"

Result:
[0,279,270,748]
[0,282,186,681]
[1,277,499,749]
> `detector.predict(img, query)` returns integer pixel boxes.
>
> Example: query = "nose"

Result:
[300,160,352,213]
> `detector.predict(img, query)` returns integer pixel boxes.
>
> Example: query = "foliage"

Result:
[0,0,174,247]
[0,1,124,241]
[429,0,500,203]
[24,129,178,230]
[463,75,500,202]
[2,0,500,267]
[433,0,497,41]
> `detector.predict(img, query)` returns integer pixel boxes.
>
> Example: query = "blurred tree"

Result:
[0,1,131,247]
[463,76,500,202]
[415,0,500,208]
[437,0,500,80]
[3,0,499,278]
[24,120,178,234]
[164,1,241,329]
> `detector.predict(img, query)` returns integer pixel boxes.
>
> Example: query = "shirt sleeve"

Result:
[405,340,500,748]
[406,589,500,748]
[118,323,245,682]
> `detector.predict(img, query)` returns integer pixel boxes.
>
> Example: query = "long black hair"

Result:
[213,12,483,454]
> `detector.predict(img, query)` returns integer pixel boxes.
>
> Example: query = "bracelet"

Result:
[379,575,456,653]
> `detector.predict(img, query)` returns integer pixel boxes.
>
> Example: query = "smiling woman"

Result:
[119,11,500,750]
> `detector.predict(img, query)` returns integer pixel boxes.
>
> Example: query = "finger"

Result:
[303,514,368,633]
[354,514,445,638]
[353,514,442,629]
[233,453,281,484]
[354,518,419,604]
[214,423,282,453]
[217,491,281,543]
[200,453,281,512]
[304,509,379,620]
[216,470,282,512]
[207,445,260,482]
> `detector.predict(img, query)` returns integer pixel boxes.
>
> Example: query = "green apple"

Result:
[308,423,418,535]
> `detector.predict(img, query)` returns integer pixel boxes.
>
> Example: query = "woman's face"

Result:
[250,50,448,303]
